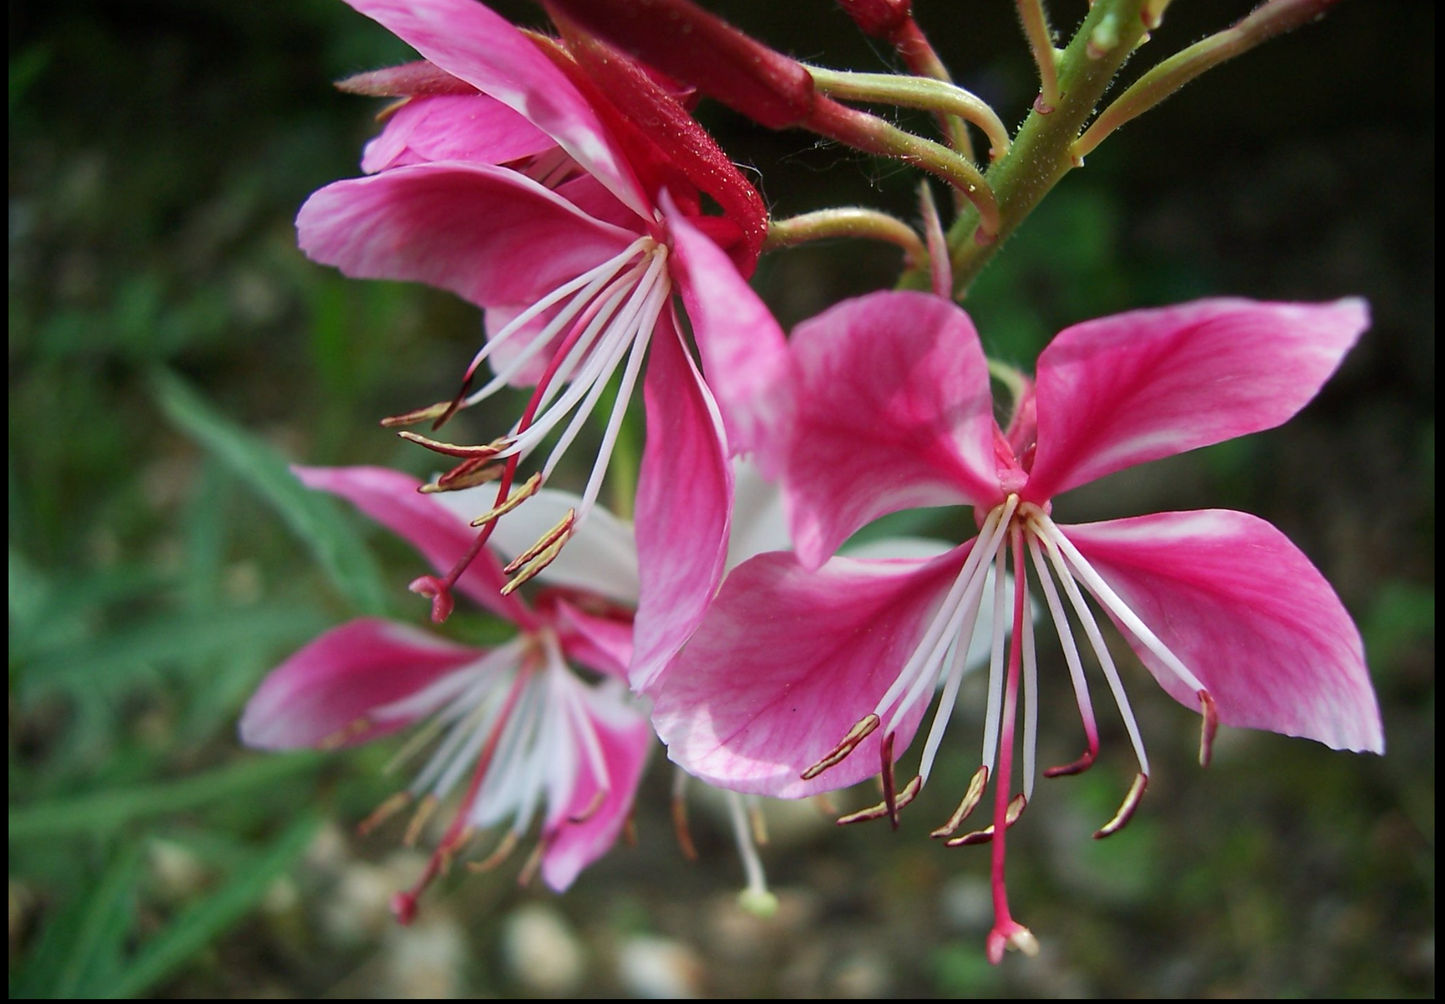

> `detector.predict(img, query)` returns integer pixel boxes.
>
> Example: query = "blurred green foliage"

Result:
[9,0,1433,998]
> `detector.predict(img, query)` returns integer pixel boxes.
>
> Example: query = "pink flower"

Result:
[296,0,789,688]
[240,467,650,917]
[654,292,1382,961]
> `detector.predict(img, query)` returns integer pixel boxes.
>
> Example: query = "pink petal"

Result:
[1025,298,1370,500]
[783,292,1002,568]
[297,163,637,309]
[344,0,650,218]
[240,618,480,750]
[629,318,732,694]
[294,466,524,622]
[481,302,562,387]
[361,94,555,173]
[666,201,790,470]
[549,596,635,681]
[540,682,653,891]
[1064,510,1382,753]
[653,547,968,798]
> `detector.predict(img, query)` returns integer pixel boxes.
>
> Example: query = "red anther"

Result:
[833,0,913,38]
[944,793,1026,847]
[396,431,506,459]
[544,0,816,129]
[1043,746,1097,778]
[419,456,502,493]
[1198,689,1219,768]
[380,400,452,428]
[408,575,455,623]
[879,732,901,828]
[801,713,880,780]
[1094,771,1149,839]
[335,60,478,98]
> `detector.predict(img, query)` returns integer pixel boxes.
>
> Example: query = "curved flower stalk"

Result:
[297,0,790,688]
[655,292,1382,961]
[240,467,650,919]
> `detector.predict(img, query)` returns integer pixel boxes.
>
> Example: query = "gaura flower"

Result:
[297,0,789,688]
[654,292,1383,961]
[240,466,650,919]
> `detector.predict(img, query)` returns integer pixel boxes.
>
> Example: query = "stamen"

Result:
[749,800,769,847]
[438,828,475,875]
[1020,569,1039,802]
[1198,689,1218,768]
[979,525,1012,775]
[931,765,989,838]
[469,472,543,526]
[501,523,575,595]
[879,732,901,828]
[381,400,451,428]
[836,775,923,825]
[464,830,521,873]
[319,715,373,750]
[1026,535,1100,777]
[516,841,545,887]
[418,456,502,493]
[801,713,880,780]
[726,791,777,917]
[945,793,1026,847]
[670,769,698,861]
[567,789,607,825]
[1094,771,1149,839]
[402,794,440,846]
[357,791,411,836]
[396,431,507,459]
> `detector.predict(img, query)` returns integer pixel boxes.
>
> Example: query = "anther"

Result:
[800,714,880,780]
[419,457,503,494]
[396,430,508,459]
[671,792,699,861]
[879,732,902,828]
[470,473,543,527]
[1197,689,1219,768]
[516,841,545,887]
[836,775,923,826]
[568,789,607,825]
[931,765,989,838]
[749,803,769,846]
[944,793,1026,847]
[380,400,452,428]
[357,791,412,836]
[1094,771,1149,839]
[1043,746,1097,778]
[402,794,440,847]
[465,830,521,874]
[439,828,475,875]
[319,715,373,751]
[501,522,575,595]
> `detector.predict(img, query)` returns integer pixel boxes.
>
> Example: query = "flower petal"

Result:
[294,465,524,621]
[361,93,555,173]
[1026,298,1370,500]
[540,681,653,891]
[549,597,635,681]
[667,205,790,470]
[629,318,732,694]
[1064,510,1382,753]
[297,162,637,310]
[240,618,480,750]
[783,291,1001,568]
[344,0,650,217]
[653,547,968,798]
[725,458,791,571]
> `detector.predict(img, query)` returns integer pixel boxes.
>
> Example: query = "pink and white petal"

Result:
[653,547,969,798]
[433,487,641,606]
[297,163,636,310]
[784,292,1002,568]
[1064,510,1382,753]
[549,597,635,681]
[540,682,653,891]
[725,458,791,571]
[361,93,556,173]
[629,319,732,694]
[294,466,524,621]
[240,618,481,750]
[666,205,790,470]
[1026,298,1370,500]
[345,0,651,218]
[553,174,641,233]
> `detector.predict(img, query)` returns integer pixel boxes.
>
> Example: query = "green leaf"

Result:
[107,813,321,999]
[149,368,390,616]
[9,753,322,841]
[52,843,146,998]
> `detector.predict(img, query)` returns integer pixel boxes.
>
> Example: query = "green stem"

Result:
[1015,0,1062,112]
[766,208,928,265]
[898,0,1149,297]
[807,67,1012,162]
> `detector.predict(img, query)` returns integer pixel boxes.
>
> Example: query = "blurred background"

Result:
[9,0,1434,997]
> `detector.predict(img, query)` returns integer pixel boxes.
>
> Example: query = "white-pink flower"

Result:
[240,467,649,918]
[295,0,789,689]
[655,291,1382,961]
